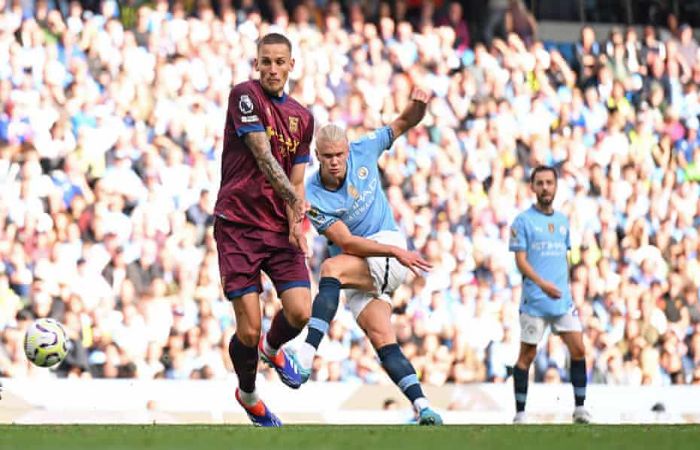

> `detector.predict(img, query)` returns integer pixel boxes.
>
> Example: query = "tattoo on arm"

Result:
[244,132,298,206]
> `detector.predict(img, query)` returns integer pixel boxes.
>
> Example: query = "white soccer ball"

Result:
[24,318,69,368]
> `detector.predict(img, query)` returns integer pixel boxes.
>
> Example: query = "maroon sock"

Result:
[228,334,258,392]
[266,310,302,350]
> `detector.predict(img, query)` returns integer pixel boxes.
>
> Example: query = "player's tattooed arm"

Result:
[389,87,431,142]
[244,131,305,222]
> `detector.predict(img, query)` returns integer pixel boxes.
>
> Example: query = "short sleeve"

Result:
[294,115,314,165]
[306,203,338,234]
[509,216,528,252]
[229,84,265,137]
[353,126,394,159]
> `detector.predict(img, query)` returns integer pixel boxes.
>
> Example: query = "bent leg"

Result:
[264,287,311,352]
[298,255,374,372]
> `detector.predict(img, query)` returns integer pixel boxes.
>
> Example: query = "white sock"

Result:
[297,342,316,370]
[262,334,278,356]
[238,388,259,406]
[413,397,430,412]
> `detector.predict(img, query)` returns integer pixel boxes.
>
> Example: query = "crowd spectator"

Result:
[0,1,699,399]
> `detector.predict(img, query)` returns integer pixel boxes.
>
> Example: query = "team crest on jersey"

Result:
[548,223,555,233]
[559,225,566,235]
[348,185,359,199]
[289,116,299,132]
[239,94,254,114]
[357,166,369,180]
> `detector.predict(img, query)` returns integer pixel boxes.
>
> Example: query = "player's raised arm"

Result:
[323,220,432,276]
[389,87,431,142]
[243,131,305,223]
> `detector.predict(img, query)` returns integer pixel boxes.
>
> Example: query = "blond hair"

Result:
[315,124,347,146]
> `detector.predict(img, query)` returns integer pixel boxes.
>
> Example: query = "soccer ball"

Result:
[24,318,69,368]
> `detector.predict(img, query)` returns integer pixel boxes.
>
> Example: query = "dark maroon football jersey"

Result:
[215,80,314,233]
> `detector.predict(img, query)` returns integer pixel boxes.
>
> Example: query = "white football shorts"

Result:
[344,230,408,319]
[519,307,583,345]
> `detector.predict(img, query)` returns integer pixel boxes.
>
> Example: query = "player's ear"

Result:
[289,57,295,70]
[253,57,259,71]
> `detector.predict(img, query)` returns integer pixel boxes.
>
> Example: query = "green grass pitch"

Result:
[1,425,699,450]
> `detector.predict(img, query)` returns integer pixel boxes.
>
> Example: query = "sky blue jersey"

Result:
[509,205,573,317]
[306,126,398,256]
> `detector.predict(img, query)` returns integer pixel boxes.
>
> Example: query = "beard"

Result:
[537,193,554,207]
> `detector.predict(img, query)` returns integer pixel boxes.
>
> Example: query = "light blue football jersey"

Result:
[306,126,398,256]
[509,205,573,317]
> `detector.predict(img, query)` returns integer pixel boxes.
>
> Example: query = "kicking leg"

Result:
[358,299,442,425]
[297,255,374,376]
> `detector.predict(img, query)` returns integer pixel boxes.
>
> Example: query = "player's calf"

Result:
[570,358,589,422]
[229,334,259,394]
[378,343,437,421]
[297,276,341,377]
[513,365,530,416]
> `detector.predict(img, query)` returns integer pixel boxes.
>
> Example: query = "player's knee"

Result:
[285,304,310,329]
[518,348,536,367]
[319,259,343,279]
[236,326,261,347]
[570,345,586,360]
[364,324,394,349]
[526,348,537,363]
[369,332,395,350]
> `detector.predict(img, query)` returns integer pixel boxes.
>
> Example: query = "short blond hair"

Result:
[315,124,347,146]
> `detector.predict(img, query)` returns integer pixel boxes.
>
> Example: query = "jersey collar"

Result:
[256,80,288,104]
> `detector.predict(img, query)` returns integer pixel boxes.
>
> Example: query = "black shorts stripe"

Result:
[381,257,390,293]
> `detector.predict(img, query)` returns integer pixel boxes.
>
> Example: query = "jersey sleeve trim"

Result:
[235,123,266,137]
[293,154,310,164]
[385,125,394,147]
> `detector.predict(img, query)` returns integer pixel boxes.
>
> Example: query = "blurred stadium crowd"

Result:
[1,0,700,398]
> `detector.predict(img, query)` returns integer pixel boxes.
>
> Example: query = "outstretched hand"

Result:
[394,248,433,277]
